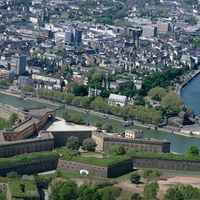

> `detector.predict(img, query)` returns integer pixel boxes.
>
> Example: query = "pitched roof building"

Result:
[108,93,128,107]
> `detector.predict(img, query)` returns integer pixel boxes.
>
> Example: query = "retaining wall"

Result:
[133,157,200,172]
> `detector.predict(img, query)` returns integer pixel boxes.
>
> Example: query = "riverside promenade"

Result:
[176,69,200,96]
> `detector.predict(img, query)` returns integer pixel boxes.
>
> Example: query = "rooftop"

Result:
[45,118,97,132]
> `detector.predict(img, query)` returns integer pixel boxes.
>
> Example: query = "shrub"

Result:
[108,145,125,156]
[130,173,141,184]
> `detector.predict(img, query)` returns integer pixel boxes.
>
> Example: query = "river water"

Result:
[0,83,199,155]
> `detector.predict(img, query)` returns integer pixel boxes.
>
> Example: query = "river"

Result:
[0,86,199,155]
[181,74,200,117]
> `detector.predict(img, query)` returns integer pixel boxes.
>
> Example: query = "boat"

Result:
[123,120,133,127]
[102,114,108,119]
[16,97,23,100]
[84,109,89,114]
[55,104,65,110]
[16,95,27,100]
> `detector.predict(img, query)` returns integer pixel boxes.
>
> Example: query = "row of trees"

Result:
[50,181,122,200]
[37,88,165,124]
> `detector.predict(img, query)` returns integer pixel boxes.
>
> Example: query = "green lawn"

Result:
[58,149,131,167]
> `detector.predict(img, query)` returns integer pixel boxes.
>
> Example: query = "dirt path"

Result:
[114,175,200,199]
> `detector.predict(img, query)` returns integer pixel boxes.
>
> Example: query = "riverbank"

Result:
[175,69,200,96]
[1,89,199,139]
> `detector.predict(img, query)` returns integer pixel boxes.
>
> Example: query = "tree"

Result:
[160,93,184,111]
[130,173,141,184]
[164,187,184,200]
[70,114,84,124]
[9,113,18,125]
[143,182,159,200]
[63,93,75,104]
[66,136,80,150]
[120,128,125,137]
[143,169,153,179]
[98,186,121,200]
[82,138,97,151]
[148,87,167,101]
[134,95,145,106]
[77,184,95,200]
[108,145,125,155]
[62,111,71,121]
[188,145,199,156]
[126,148,138,157]
[93,121,102,129]
[20,85,34,92]
[179,185,200,199]
[131,193,142,200]
[102,124,113,132]
[146,172,159,182]
[80,96,90,108]
[50,181,78,200]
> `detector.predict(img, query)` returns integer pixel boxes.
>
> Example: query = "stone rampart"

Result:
[0,156,59,177]
[107,159,133,178]
[57,159,108,177]
[57,158,133,178]
[133,157,200,172]
[0,156,58,176]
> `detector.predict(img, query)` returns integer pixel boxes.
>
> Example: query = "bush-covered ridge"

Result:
[0,151,59,167]
[60,150,131,167]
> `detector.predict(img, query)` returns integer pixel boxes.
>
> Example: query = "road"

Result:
[163,171,200,177]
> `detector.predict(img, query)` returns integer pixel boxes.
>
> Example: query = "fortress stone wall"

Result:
[133,157,200,172]
[57,158,133,178]
[52,131,92,147]
[0,132,55,158]
[0,156,59,177]
[92,132,170,153]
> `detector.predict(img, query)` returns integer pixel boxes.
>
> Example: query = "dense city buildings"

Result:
[11,55,27,75]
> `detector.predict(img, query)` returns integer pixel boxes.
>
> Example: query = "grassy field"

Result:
[58,148,131,167]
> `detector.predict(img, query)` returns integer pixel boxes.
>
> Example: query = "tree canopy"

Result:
[108,145,125,156]
[143,182,159,200]
[188,145,199,156]
[130,173,141,184]
[50,181,78,200]
[160,93,184,112]
[82,138,97,152]
[148,87,167,101]
[66,136,80,150]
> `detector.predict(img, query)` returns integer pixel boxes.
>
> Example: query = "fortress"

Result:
[0,103,171,158]
[0,103,200,179]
